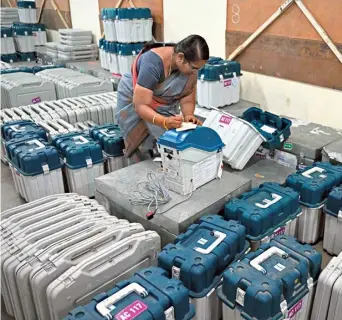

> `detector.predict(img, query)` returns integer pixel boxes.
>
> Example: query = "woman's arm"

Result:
[133,84,182,129]
[179,87,203,125]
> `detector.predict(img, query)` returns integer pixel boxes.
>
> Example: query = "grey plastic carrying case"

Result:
[46,230,160,320]
[311,252,342,320]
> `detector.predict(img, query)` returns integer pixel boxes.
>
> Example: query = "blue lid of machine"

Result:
[1,53,18,63]
[158,126,225,152]
[89,124,125,157]
[13,25,33,36]
[17,1,36,9]
[286,162,342,207]
[17,52,36,61]
[224,182,301,241]
[324,185,342,217]
[117,7,152,20]
[119,43,144,56]
[62,267,195,320]
[7,138,62,176]
[0,66,31,74]
[1,27,13,38]
[241,107,292,150]
[217,236,322,320]
[158,215,248,298]
[27,23,46,31]
[52,132,104,169]
[101,8,118,20]
[198,59,242,81]
[1,120,47,141]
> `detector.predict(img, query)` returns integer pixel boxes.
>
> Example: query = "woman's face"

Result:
[175,53,207,75]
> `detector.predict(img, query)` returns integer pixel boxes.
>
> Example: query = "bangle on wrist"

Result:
[163,117,168,130]
[152,114,157,124]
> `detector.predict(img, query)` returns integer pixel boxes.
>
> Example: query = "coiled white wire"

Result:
[129,171,194,214]
[129,171,171,213]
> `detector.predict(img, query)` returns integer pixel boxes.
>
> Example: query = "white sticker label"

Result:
[260,125,276,134]
[192,153,222,189]
[274,263,286,271]
[198,238,208,245]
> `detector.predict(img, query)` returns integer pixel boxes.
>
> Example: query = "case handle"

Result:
[26,139,45,151]
[302,167,325,179]
[9,125,24,132]
[96,283,148,320]
[255,193,282,209]
[73,135,89,144]
[250,247,288,274]
[194,230,226,254]
[100,128,119,137]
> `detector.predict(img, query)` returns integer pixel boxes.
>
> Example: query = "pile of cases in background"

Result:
[1,119,125,200]
[35,67,113,99]
[0,67,113,108]
[99,7,152,76]
[0,92,117,125]
[1,191,326,320]
[1,7,19,27]
[45,29,98,61]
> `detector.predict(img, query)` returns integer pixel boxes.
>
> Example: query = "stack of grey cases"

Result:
[311,252,342,320]
[1,8,19,27]
[0,72,56,108]
[0,92,117,125]
[35,68,112,99]
[1,193,161,320]
[280,117,342,167]
[45,29,98,61]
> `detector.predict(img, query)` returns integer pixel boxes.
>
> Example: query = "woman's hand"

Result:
[184,115,203,126]
[165,115,183,129]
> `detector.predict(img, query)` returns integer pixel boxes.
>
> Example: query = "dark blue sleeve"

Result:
[136,51,164,90]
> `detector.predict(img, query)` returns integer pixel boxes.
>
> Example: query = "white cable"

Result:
[129,171,194,214]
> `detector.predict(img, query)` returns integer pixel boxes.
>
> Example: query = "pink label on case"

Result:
[115,300,148,320]
[224,79,232,87]
[219,115,232,125]
[32,97,41,104]
[272,226,286,237]
[288,299,303,319]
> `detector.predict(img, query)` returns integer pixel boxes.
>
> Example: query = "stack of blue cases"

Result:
[217,235,322,320]
[224,182,301,251]
[158,215,249,320]
[286,162,342,244]
[63,267,195,320]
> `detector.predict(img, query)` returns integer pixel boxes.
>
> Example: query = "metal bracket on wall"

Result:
[228,0,342,64]
[38,0,71,29]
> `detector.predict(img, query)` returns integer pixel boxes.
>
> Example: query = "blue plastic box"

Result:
[158,215,249,298]
[224,182,301,250]
[52,132,105,197]
[286,162,342,208]
[241,107,292,150]
[63,267,195,320]
[52,133,104,170]
[1,120,46,141]
[217,235,322,320]
[90,125,124,157]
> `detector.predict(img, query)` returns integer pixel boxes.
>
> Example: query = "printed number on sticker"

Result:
[288,299,303,319]
[115,300,148,320]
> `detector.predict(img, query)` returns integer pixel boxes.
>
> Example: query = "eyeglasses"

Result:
[187,61,201,71]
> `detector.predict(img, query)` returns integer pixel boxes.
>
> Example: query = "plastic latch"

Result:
[164,306,175,320]
[280,300,288,316]
[200,74,204,82]
[86,157,93,168]
[172,266,181,280]
[219,74,224,82]
[338,211,342,222]
[236,288,246,306]
[42,164,50,174]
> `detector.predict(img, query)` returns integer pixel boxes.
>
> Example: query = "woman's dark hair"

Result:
[141,35,209,62]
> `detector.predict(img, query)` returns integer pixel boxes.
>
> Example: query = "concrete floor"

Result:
[0,161,333,319]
